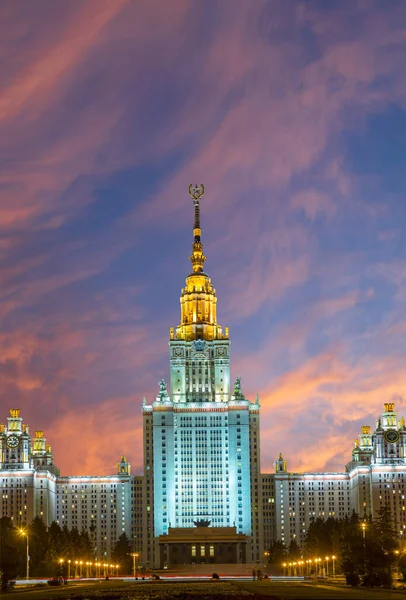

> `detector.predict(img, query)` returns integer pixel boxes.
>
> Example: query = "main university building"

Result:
[1,188,406,569]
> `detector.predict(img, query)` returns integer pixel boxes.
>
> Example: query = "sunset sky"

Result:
[1,0,406,476]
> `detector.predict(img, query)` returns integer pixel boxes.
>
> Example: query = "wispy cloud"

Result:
[0,1,405,475]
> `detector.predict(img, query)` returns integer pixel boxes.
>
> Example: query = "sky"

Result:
[1,0,406,476]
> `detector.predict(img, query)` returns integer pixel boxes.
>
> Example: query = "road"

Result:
[7,579,406,600]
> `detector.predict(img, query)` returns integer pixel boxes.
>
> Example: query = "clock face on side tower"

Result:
[384,429,400,444]
[6,435,20,449]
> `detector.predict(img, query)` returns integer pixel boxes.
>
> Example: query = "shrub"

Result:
[212,572,220,579]
[346,572,359,587]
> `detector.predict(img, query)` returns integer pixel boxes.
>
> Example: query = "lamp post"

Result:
[68,560,71,580]
[361,522,366,543]
[264,550,270,566]
[325,556,329,576]
[19,529,29,579]
[131,553,139,579]
[361,522,367,575]
[332,555,336,578]
[282,562,287,576]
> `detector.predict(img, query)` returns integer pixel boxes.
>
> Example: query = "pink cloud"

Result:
[47,396,143,476]
[291,190,336,221]
[0,1,405,478]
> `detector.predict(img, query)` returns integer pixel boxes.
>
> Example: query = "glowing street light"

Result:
[18,529,29,579]
[68,559,71,579]
[332,555,336,578]
[131,553,139,580]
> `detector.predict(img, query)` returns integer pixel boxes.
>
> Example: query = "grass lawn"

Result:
[7,579,406,600]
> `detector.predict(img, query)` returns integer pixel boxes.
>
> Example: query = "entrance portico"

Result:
[158,526,247,568]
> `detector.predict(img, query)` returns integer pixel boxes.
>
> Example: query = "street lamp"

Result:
[361,522,367,575]
[282,562,287,576]
[325,556,329,576]
[18,529,29,579]
[68,560,71,580]
[131,553,139,579]
[332,555,336,578]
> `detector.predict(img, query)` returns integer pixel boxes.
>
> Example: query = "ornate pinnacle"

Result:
[188,184,206,272]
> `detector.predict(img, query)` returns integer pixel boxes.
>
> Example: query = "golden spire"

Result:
[188,184,206,273]
[172,186,228,342]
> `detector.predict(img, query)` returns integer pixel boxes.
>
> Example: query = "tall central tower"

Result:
[143,187,261,567]
[169,184,230,403]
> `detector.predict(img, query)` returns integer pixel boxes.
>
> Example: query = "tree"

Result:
[111,533,132,574]
[0,517,23,589]
[398,554,406,582]
[268,540,286,566]
[304,517,337,558]
[303,509,399,587]
[45,521,64,574]
[78,528,93,558]
[29,516,48,576]
[288,539,301,560]
[373,505,398,555]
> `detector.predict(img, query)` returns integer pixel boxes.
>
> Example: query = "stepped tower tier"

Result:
[169,185,230,404]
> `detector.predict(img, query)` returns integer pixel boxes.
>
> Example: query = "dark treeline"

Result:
[0,516,133,589]
[266,507,404,587]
